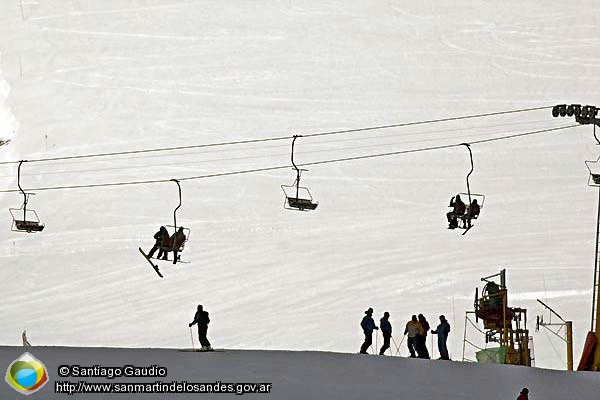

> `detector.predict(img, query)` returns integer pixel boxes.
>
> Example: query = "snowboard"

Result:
[139,247,163,278]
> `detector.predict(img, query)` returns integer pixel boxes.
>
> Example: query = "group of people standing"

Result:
[360,308,451,360]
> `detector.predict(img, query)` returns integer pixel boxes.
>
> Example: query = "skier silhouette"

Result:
[359,308,378,354]
[189,304,212,351]
[379,312,392,355]
[148,226,169,260]
[404,315,423,358]
[447,195,466,229]
[170,227,187,264]
[431,315,451,360]
[417,314,430,359]
[516,388,529,400]
[22,330,31,347]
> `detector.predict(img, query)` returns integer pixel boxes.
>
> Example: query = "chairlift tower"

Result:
[554,103,600,371]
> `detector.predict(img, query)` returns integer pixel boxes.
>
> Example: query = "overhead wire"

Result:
[0,105,553,166]
[0,124,579,193]
[0,120,563,180]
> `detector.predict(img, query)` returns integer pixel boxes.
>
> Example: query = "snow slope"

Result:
[1,346,599,399]
[1,0,600,371]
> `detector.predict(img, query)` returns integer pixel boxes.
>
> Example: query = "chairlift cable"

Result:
[0,105,553,166]
[0,124,578,193]
[0,121,564,180]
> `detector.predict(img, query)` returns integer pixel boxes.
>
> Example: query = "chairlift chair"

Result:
[147,179,191,263]
[9,196,44,233]
[585,158,600,186]
[281,135,318,211]
[8,161,44,233]
[448,144,485,233]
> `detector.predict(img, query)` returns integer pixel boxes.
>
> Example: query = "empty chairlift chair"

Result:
[9,161,44,233]
[281,135,318,211]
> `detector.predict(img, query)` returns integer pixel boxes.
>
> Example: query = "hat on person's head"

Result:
[520,388,529,395]
[384,312,390,318]
[365,307,373,315]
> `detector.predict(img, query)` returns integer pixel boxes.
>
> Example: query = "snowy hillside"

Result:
[1,0,600,372]
[1,346,599,399]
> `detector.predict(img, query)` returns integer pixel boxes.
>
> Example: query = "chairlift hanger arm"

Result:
[291,135,304,199]
[17,160,28,220]
[462,143,473,204]
[170,179,181,230]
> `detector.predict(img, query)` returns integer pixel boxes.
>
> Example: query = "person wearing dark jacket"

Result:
[516,388,529,400]
[170,227,187,265]
[446,195,466,229]
[416,314,430,359]
[431,315,451,360]
[463,198,481,228]
[148,226,169,259]
[359,308,378,354]
[379,312,392,355]
[189,304,212,351]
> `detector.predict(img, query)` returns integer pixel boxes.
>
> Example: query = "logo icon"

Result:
[5,352,49,395]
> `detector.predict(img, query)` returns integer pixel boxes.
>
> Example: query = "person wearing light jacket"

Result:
[404,315,424,358]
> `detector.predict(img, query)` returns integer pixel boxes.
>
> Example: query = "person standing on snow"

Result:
[359,308,378,354]
[189,304,212,351]
[404,315,423,358]
[516,388,529,400]
[379,312,392,355]
[431,315,451,360]
[417,314,430,359]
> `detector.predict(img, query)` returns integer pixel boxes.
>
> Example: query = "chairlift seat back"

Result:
[457,193,485,209]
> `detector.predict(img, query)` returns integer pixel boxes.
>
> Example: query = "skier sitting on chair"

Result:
[446,195,466,229]
[148,226,170,260]
[170,227,187,265]
[463,198,480,228]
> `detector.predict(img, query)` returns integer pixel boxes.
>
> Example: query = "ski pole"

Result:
[390,335,399,356]
[395,334,407,356]
[189,326,195,351]
[431,335,434,359]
